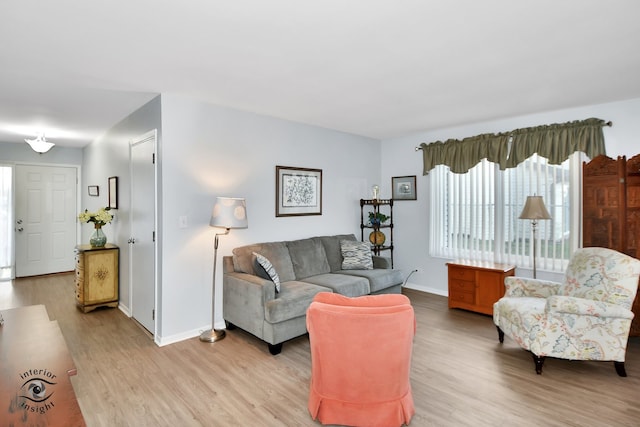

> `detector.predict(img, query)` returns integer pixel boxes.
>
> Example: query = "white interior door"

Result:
[130,130,157,334]
[15,165,77,277]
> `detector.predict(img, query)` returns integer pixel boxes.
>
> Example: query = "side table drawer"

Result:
[448,267,475,281]
[75,279,83,302]
[75,253,84,269]
[450,279,474,293]
[449,290,475,305]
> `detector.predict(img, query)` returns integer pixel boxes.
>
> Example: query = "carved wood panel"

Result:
[583,154,640,336]
[626,154,640,258]
[582,155,626,251]
[626,154,640,336]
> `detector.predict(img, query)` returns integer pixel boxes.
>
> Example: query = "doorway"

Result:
[14,164,77,277]
[130,130,157,334]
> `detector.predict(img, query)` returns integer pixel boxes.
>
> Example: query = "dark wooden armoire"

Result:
[583,154,640,335]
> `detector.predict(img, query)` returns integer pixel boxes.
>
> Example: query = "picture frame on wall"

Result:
[108,176,118,209]
[392,175,417,200]
[276,166,322,217]
[88,185,99,197]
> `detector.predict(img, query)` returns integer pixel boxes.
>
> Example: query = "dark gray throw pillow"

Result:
[253,252,281,293]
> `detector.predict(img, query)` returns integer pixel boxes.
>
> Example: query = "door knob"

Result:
[17,227,24,232]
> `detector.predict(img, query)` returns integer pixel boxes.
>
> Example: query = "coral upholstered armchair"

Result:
[494,247,640,376]
[306,292,416,427]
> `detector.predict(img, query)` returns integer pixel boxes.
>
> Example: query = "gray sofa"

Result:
[222,234,403,354]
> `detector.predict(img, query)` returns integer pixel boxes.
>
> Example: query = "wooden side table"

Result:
[447,260,515,315]
[74,244,119,313]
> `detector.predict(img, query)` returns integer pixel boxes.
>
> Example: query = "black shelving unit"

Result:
[360,198,394,267]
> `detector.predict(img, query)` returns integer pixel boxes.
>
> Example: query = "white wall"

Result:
[81,96,162,314]
[158,94,381,343]
[381,97,640,296]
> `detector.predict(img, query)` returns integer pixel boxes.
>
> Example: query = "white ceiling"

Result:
[2,1,640,148]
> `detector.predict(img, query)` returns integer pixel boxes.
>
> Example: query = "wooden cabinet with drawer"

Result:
[74,244,119,313]
[447,260,515,315]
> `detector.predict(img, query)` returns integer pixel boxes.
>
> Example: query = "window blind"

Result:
[430,153,578,273]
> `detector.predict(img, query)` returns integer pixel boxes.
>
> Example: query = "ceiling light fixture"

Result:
[25,133,55,153]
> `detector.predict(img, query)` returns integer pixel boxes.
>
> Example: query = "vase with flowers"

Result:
[78,207,113,247]
[368,211,390,227]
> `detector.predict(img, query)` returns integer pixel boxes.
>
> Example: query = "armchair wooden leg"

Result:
[532,354,545,375]
[496,326,504,343]
[614,362,627,377]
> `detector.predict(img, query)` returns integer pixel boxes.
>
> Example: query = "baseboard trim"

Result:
[155,327,205,347]
[403,282,448,297]
[118,303,131,317]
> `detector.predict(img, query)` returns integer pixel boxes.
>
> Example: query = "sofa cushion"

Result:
[253,252,281,293]
[302,273,370,297]
[340,240,373,270]
[287,238,331,279]
[233,242,296,282]
[264,281,332,324]
[340,269,404,293]
[319,234,357,272]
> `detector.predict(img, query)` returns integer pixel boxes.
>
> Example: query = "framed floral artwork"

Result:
[276,166,322,217]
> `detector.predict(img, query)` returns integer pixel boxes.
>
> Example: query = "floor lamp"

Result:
[519,195,551,279]
[200,197,248,342]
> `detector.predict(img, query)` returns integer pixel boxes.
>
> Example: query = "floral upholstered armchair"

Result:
[493,247,640,376]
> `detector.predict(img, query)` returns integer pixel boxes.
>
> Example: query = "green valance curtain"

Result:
[419,118,608,175]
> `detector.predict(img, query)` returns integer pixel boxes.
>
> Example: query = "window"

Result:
[0,165,13,280]
[430,153,581,273]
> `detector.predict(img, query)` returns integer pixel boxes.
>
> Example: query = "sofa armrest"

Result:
[372,255,392,269]
[504,276,562,298]
[546,296,635,319]
[223,271,277,337]
[224,271,276,302]
[222,255,236,274]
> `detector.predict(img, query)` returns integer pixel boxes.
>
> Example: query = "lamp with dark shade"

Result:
[200,197,248,343]
[519,195,551,279]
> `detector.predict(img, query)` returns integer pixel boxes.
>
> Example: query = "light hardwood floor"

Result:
[1,273,639,427]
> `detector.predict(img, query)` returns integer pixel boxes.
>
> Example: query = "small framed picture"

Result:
[108,176,118,209]
[276,166,322,217]
[88,185,99,197]
[392,175,417,200]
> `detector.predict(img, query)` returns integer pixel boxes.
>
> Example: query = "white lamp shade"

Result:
[210,197,248,229]
[519,195,551,220]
